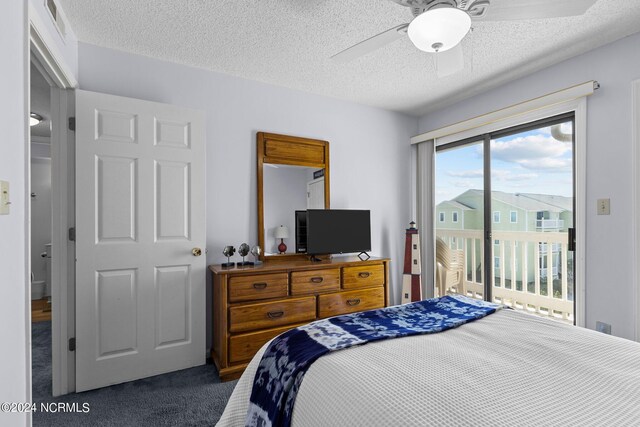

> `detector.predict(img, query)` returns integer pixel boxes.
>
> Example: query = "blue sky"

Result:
[435,122,573,204]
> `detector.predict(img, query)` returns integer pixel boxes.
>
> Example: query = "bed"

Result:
[217,304,640,426]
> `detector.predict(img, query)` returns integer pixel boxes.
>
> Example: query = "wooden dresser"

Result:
[210,257,390,381]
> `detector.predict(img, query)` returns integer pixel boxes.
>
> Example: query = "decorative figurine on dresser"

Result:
[210,132,391,381]
[221,246,236,268]
[237,243,252,266]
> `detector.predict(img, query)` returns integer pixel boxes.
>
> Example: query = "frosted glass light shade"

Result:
[274,225,289,239]
[30,112,43,127]
[408,7,471,53]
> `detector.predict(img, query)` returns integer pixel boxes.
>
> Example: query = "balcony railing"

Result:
[536,219,564,230]
[436,229,573,323]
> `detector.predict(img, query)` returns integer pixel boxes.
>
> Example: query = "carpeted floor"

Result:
[32,322,237,426]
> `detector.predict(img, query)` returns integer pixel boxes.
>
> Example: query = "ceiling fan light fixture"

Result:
[30,112,43,127]
[407,7,471,53]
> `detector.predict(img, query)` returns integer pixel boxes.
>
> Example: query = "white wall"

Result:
[31,157,52,284]
[77,43,417,348]
[0,2,30,426]
[419,32,640,340]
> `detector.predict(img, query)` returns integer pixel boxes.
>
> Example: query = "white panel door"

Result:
[75,90,206,392]
[307,177,325,209]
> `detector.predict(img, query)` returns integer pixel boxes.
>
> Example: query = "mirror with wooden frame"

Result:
[257,132,330,261]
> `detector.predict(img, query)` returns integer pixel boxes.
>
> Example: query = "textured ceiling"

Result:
[58,0,640,116]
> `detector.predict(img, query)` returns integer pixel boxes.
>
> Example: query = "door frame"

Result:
[633,79,640,342]
[29,3,78,397]
[432,98,587,327]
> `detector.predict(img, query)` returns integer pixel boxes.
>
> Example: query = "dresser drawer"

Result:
[291,268,340,296]
[342,264,385,290]
[229,323,304,364]
[228,273,288,303]
[229,296,316,333]
[318,287,385,318]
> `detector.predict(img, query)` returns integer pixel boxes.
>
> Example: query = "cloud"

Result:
[447,169,538,181]
[492,169,538,181]
[488,134,572,171]
[517,158,572,170]
[447,169,483,178]
[452,180,476,188]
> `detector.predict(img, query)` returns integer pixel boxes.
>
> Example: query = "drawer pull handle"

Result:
[347,298,361,306]
[310,277,324,284]
[253,282,268,289]
[267,311,284,319]
[358,272,371,278]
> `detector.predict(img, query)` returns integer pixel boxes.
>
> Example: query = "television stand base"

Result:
[358,252,371,261]
[309,255,323,262]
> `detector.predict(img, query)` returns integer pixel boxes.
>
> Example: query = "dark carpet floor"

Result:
[32,322,237,426]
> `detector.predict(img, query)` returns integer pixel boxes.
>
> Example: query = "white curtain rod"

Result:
[411,81,599,145]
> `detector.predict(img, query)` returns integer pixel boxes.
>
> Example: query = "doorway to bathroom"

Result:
[30,62,53,323]
[29,40,76,398]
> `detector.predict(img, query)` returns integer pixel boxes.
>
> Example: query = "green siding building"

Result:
[436,190,572,286]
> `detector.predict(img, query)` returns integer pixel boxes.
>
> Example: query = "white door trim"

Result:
[49,87,75,395]
[574,97,587,329]
[633,79,640,342]
[28,3,77,89]
[29,4,77,397]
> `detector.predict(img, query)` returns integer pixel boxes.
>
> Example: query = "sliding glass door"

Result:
[434,113,576,324]
[434,140,485,299]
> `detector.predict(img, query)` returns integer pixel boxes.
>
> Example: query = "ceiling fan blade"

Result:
[435,44,464,78]
[331,24,409,63]
[476,0,598,21]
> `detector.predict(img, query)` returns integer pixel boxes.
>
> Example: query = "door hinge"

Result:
[68,337,76,352]
[68,117,76,131]
[68,227,76,241]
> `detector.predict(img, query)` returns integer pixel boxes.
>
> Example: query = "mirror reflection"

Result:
[263,164,325,255]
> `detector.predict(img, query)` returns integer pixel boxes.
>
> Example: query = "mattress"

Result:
[217,309,640,426]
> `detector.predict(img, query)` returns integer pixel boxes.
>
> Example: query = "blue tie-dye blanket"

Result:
[245,294,501,427]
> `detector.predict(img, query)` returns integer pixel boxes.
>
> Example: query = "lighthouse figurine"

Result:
[401,221,422,304]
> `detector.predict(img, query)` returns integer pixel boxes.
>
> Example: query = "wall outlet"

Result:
[597,198,610,215]
[0,180,10,215]
[596,321,611,335]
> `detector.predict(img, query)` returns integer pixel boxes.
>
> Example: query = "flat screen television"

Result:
[306,209,371,255]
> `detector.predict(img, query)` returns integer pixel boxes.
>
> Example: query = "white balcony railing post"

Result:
[500,240,505,288]
[562,243,569,302]
[436,228,572,322]
[510,241,517,291]
[521,242,528,293]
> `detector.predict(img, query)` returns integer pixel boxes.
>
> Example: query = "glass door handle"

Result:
[568,228,576,252]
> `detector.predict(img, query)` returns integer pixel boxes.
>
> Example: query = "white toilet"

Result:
[30,243,51,300]
[31,275,45,300]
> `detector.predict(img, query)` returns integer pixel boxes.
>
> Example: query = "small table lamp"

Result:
[274,225,289,254]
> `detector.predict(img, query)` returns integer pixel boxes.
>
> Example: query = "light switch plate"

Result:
[597,198,610,215]
[0,180,9,215]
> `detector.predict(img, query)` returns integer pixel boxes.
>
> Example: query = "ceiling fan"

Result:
[331,0,598,76]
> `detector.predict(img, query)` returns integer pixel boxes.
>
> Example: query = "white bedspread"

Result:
[217,309,640,426]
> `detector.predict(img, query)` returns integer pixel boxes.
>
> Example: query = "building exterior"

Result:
[436,190,573,285]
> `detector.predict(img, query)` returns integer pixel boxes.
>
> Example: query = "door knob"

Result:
[192,247,202,257]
